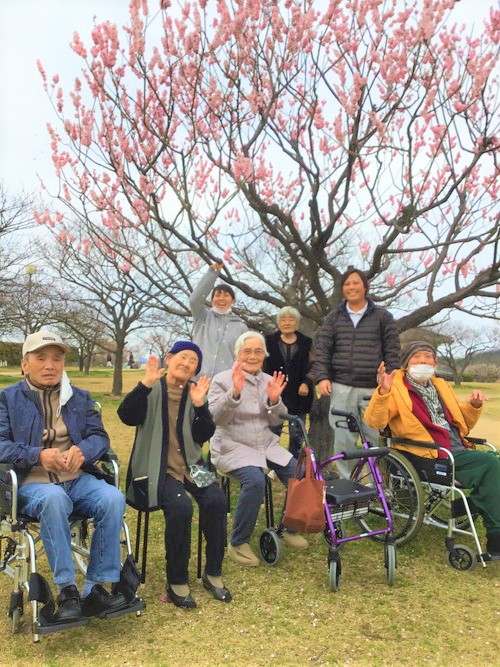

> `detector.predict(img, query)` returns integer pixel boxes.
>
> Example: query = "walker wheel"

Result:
[446,544,476,571]
[328,559,341,592]
[385,543,396,587]
[323,520,346,549]
[259,529,282,565]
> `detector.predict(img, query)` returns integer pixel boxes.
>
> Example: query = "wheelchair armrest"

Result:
[390,437,440,450]
[98,450,118,463]
[464,437,486,445]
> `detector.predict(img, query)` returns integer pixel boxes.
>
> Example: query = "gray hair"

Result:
[276,306,301,326]
[234,331,268,357]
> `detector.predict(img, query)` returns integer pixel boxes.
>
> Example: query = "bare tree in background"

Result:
[433,323,500,385]
[39,231,167,395]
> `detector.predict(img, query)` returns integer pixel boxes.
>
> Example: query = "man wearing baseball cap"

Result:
[365,340,500,560]
[0,330,131,624]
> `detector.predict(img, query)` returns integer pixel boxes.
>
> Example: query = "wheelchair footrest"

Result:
[91,596,146,620]
[34,617,90,635]
[326,478,377,505]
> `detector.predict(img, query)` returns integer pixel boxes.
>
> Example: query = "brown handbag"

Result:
[282,448,326,533]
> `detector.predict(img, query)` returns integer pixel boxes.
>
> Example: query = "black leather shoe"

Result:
[202,573,232,603]
[166,585,197,609]
[53,585,82,623]
[81,584,128,617]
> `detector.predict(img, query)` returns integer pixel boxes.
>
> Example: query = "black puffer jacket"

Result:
[312,299,400,388]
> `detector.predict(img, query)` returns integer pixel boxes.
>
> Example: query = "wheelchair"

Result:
[356,431,498,571]
[0,450,145,641]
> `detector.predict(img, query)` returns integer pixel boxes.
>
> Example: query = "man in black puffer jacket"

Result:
[312,268,400,477]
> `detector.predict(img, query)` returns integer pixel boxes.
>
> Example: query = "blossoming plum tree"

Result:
[38,0,499,330]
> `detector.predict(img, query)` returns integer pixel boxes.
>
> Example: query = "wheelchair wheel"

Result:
[446,544,476,572]
[259,528,282,565]
[9,590,24,634]
[11,606,22,634]
[356,449,424,545]
[385,543,396,587]
[328,559,341,592]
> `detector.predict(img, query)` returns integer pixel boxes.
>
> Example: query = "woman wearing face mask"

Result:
[364,341,500,560]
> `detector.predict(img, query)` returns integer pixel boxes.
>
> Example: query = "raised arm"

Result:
[189,264,222,318]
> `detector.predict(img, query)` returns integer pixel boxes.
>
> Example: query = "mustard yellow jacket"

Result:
[364,370,482,458]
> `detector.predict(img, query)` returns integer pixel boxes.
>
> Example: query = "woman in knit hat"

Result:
[118,341,231,608]
[365,340,500,560]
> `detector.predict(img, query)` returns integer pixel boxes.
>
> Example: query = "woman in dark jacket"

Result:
[264,307,314,457]
[117,341,230,609]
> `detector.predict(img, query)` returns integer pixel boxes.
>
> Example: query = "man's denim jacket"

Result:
[0,380,109,482]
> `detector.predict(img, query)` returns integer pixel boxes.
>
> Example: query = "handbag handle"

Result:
[295,447,314,479]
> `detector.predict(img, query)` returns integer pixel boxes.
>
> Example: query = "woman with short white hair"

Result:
[263,306,314,457]
[208,331,309,567]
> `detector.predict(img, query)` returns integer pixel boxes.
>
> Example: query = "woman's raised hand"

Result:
[231,361,246,399]
[141,355,165,388]
[190,376,210,407]
[267,371,287,405]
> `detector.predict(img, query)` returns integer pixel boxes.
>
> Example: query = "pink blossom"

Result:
[70,32,87,58]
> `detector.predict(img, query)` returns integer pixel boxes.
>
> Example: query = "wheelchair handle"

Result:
[340,446,391,461]
[279,412,300,421]
[330,409,355,419]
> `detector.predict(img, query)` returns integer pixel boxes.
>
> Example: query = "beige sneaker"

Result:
[282,532,309,550]
[227,543,260,566]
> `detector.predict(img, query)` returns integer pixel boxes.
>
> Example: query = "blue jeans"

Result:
[230,459,296,546]
[18,472,125,586]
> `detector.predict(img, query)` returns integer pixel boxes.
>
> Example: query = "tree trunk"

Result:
[308,395,335,465]
[112,338,125,396]
[78,354,84,372]
[84,353,91,375]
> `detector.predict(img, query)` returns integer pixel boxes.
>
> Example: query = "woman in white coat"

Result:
[208,331,309,566]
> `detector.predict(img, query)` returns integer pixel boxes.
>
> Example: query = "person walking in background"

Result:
[264,306,314,457]
[190,262,247,378]
[312,268,400,477]
[128,353,135,369]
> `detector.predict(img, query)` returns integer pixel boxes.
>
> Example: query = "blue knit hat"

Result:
[169,340,203,374]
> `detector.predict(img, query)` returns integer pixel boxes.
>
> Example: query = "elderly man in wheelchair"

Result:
[0,331,142,636]
[364,340,500,563]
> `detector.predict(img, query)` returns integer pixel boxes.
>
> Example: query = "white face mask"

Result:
[408,364,435,382]
[211,305,232,315]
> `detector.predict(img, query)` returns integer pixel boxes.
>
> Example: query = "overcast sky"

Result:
[0,0,494,198]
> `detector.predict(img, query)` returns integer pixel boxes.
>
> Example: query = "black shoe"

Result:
[53,585,81,623]
[81,584,128,617]
[166,585,197,609]
[482,551,500,562]
[201,573,232,603]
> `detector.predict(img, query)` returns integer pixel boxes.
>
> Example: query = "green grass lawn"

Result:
[0,368,498,666]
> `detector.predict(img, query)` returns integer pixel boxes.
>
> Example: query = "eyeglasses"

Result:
[240,348,266,358]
